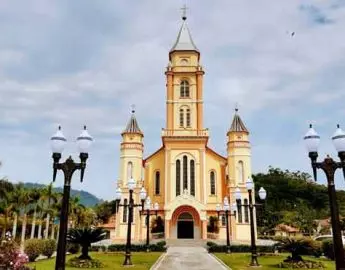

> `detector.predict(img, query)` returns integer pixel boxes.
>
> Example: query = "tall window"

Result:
[186,108,191,127]
[237,200,243,223]
[179,109,184,127]
[244,199,249,223]
[176,160,181,196]
[127,162,133,179]
[183,155,188,190]
[190,160,195,196]
[238,161,244,183]
[180,80,190,97]
[123,199,128,223]
[155,171,160,195]
[210,171,216,195]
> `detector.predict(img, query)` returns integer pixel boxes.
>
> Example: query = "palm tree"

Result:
[41,183,58,239]
[275,237,314,262]
[67,228,107,260]
[11,185,24,239]
[69,196,85,228]
[29,188,41,239]
[0,188,14,238]
[0,179,14,200]
[17,186,33,251]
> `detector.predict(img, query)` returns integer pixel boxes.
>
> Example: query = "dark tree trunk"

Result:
[78,245,91,260]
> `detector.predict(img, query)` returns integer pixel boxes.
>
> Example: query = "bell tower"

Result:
[163,6,206,139]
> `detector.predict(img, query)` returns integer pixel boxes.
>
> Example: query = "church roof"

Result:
[170,12,199,53]
[229,109,248,133]
[123,109,142,134]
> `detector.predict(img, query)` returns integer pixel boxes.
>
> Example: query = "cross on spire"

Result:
[131,104,136,114]
[181,4,188,21]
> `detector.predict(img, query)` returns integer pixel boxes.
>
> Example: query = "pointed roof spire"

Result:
[170,4,199,53]
[229,106,249,133]
[123,105,142,134]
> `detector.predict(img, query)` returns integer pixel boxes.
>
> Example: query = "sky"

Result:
[1,0,345,201]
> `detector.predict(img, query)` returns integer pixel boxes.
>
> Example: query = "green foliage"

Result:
[275,237,319,261]
[207,216,219,233]
[322,240,334,260]
[253,167,345,234]
[23,183,101,207]
[67,243,80,254]
[108,241,167,252]
[67,228,107,260]
[67,257,104,268]
[151,216,164,233]
[41,239,56,258]
[24,239,44,262]
[207,242,274,253]
[94,200,117,223]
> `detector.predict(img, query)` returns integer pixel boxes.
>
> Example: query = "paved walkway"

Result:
[152,246,229,270]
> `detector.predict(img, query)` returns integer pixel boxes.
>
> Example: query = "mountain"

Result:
[23,183,102,207]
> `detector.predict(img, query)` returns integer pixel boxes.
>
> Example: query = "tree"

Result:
[29,188,41,239]
[275,237,314,262]
[69,196,86,228]
[67,228,107,260]
[17,185,33,251]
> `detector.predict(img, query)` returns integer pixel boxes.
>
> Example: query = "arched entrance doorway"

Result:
[171,205,201,239]
[177,212,194,239]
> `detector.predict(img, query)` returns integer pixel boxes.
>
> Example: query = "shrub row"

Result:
[206,242,275,253]
[92,240,167,252]
[24,239,56,262]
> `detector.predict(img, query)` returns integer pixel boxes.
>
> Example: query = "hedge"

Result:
[107,241,167,252]
[207,242,275,253]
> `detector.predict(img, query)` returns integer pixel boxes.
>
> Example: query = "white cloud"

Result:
[1,0,345,199]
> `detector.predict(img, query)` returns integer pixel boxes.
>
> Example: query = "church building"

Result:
[114,11,254,242]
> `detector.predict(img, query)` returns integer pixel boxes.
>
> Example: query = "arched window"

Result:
[238,161,244,183]
[179,109,184,127]
[180,80,190,97]
[183,156,188,190]
[123,199,128,223]
[127,162,133,180]
[155,171,160,195]
[210,171,216,195]
[237,200,243,223]
[176,160,181,196]
[190,160,195,196]
[244,199,249,223]
[186,108,191,127]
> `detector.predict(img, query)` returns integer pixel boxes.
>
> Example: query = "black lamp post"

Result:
[216,197,236,253]
[304,124,345,270]
[50,126,93,270]
[141,197,159,252]
[235,179,267,267]
[114,180,147,266]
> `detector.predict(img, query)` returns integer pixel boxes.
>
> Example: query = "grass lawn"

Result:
[28,252,163,270]
[214,253,335,270]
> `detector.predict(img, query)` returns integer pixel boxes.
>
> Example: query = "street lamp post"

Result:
[235,179,267,267]
[141,197,159,252]
[216,197,236,253]
[115,180,147,266]
[304,124,345,270]
[50,126,93,270]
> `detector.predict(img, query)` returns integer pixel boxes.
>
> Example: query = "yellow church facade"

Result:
[114,13,254,242]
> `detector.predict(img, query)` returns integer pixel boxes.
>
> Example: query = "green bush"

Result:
[207,243,275,253]
[206,241,217,247]
[67,243,80,254]
[24,239,44,262]
[322,240,334,260]
[41,239,56,258]
[67,257,104,268]
[107,242,167,252]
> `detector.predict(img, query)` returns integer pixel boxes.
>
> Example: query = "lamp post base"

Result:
[226,247,231,254]
[249,255,260,267]
[123,252,133,266]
